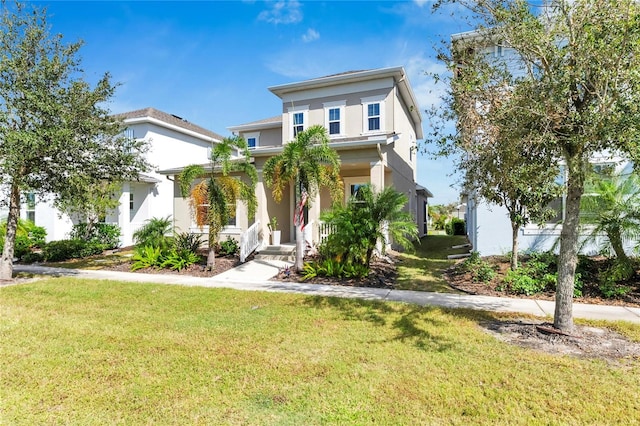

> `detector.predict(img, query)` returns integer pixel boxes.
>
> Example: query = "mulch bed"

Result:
[447,255,640,308]
[272,255,399,288]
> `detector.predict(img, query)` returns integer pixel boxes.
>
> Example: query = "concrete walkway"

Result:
[12,261,640,324]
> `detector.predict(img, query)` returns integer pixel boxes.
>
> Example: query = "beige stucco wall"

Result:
[240,126,282,148]
[280,85,394,142]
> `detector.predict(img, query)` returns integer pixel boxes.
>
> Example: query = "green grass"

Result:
[2,278,639,424]
[395,234,470,292]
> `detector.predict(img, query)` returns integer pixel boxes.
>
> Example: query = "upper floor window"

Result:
[361,96,385,133]
[293,113,304,136]
[288,105,309,140]
[367,103,381,131]
[324,100,346,137]
[245,132,260,149]
[25,192,36,223]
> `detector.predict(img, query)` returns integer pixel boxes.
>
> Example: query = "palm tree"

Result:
[179,136,257,270]
[580,171,640,271]
[263,125,342,271]
[321,184,418,267]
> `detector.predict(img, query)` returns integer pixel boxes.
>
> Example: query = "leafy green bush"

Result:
[161,250,200,271]
[42,239,104,262]
[218,237,239,256]
[445,218,466,236]
[21,251,44,264]
[302,259,369,280]
[598,261,634,298]
[70,223,121,249]
[459,252,496,283]
[0,219,47,259]
[503,269,547,295]
[131,246,165,271]
[133,216,173,249]
[174,232,203,253]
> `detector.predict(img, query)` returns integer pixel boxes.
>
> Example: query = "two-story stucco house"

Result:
[10,107,223,246]
[162,67,432,254]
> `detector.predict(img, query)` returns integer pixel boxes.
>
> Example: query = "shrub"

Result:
[0,219,47,258]
[174,232,203,254]
[445,218,465,236]
[161,249,200,271]
[503,269,547,295]
[302,259,370,280]
[131,246,165,271]
[133,216,173,249]
[70,223,121,249]
[218,237,239,256]
[598,261,634,299]
[459,251,496,283]
[42,239,104,262]
[21,251,44,264]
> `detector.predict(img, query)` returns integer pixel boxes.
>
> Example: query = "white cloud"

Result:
[258,0,303,25]
[302,28,319,43]
[413,0,429,7]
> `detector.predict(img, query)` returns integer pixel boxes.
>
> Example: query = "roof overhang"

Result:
[124,116,222,144]
[228,120,282,133]
[416,184,434,198]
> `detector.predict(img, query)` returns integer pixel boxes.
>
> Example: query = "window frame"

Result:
[323,100,346,138]
[361,95,385,134]
[245,132,260,149]
[287,105,309,140]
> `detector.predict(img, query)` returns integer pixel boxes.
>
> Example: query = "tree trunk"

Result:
[609,228,630,266]
[206,226,216,271]
[554,163,585,332]
[0,184,21,281]
[510,221,519,270]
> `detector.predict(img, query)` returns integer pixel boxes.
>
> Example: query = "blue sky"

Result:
[34,0,473,205]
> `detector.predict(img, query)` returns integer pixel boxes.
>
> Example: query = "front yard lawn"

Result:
[2,278,639,424]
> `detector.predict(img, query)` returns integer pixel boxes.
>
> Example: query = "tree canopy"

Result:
[431,0,640,331]
[0,2,149,279]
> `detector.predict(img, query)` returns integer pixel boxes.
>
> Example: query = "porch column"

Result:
[119,182,131,246]
[306,192,321,245]
[256,171,270,248]
[370,160,385,192]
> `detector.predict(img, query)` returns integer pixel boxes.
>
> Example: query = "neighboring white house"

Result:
[10,107,224,246]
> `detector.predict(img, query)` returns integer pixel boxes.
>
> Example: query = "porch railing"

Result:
[240,220,260,263]
[318,221,335,244]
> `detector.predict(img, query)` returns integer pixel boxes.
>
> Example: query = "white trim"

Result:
[123,116,220,144]
[323,100,346,138]
[245,132,260,149]
[287,105,309,140]
[362,95,385,134]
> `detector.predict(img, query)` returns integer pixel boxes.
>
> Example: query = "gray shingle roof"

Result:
[115,107,225,141]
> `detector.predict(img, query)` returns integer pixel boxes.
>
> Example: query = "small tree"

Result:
[321,185,418,268]
[179,136,257,270]
[0,2,149,280]
[431,0,640,331]
[263,125,342,271]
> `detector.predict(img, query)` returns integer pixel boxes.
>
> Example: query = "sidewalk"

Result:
[13,262,640,324]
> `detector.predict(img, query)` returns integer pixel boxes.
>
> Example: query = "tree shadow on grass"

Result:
[302,296,495,352]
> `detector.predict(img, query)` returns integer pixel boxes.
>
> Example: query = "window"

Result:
[324,100,346,137]
[329,108,340,134]
[361,96,385,133]
[245,132,260,149]
[367,103,381,131]
[494,44,504,57]
[288,105,309,140]
[26,192,35,223]
[293,112,304,137]
[129,193,134,210]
